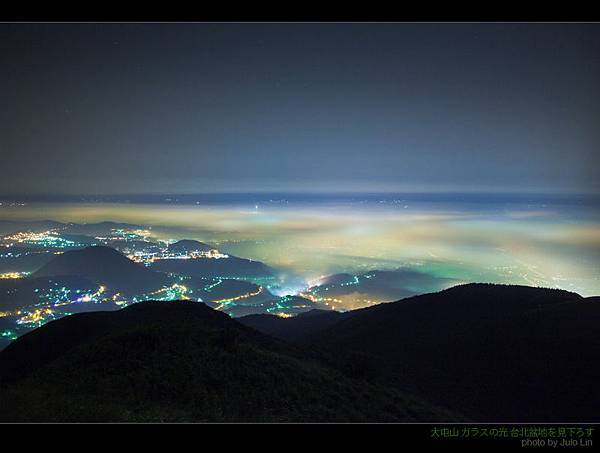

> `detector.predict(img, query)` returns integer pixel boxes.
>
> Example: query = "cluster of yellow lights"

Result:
[321,297,343,304]
[274,312,293,318]
[212,286,263,305]
[17,308,53,325]
[212,287,264,311]
[300,292,343,305]
[77,285,106,302]
[2,230,57,244]
[172,283,188,292]
[299,292,318,302]
[127,254,146,263]
[0,272,29,279]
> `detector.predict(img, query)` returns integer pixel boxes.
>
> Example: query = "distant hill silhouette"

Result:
[315,273,355,286]
[62,221,145,236]
[151,254,274,279]
[241,309,343,341]
[0,249,56,273]
[189,278,274,313]
[167,239,214,253]
[33,246,170,295]
[0,301,458,422]
[241,283,600,422]
[0,220,64,236]
[198,278,263,301]
[107,239,161,254]
[306,269,459,310]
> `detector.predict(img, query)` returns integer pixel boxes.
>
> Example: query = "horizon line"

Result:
[1,190,600,202]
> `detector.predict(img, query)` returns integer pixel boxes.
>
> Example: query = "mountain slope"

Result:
[150,254,274,279]
[240,309,345,342]
[167,239,214,253]
[0,301,459,422]
[242,283,600,422]
[33,246,169,295]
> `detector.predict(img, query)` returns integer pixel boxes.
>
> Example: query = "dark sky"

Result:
[1,23,599,195]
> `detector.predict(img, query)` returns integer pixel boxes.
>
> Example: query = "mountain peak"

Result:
[33,245,168,295]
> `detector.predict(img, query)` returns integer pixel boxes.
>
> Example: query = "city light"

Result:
[0,272,30,279]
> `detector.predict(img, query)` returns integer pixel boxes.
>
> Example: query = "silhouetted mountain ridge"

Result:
[241,309,344,342]
[241,283,600,421]
[167,239,214,253]
[150,254,274,279]
[0,300,458,422]
[33,246,169,295]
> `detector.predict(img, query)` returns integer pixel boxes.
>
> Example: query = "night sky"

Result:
[1,23,599,195]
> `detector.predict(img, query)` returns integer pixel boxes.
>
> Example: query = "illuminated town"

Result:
[2,212,596,349]
[0,20,598,428]
[2,229,92,249]
[0,224,347,346]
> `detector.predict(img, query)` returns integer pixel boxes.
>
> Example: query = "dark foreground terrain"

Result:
[1,283,598,422]
[241,283,600,422]
[0,301,457,422]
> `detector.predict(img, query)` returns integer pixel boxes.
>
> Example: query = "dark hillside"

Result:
[0,301,458,422]
[242,284,600,421]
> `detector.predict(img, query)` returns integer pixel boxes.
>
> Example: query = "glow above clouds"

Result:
[2,196,599,297]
